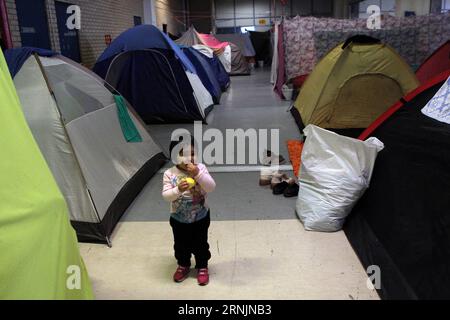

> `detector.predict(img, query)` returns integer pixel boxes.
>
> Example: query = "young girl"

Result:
[162,139,216,286]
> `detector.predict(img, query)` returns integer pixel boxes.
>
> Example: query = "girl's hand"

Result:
[185,163,199,177]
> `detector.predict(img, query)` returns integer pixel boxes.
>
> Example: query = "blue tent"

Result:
[94,24,196,77]
[93,25,208,124]
[198,50,230,92]
[181,47,222,104]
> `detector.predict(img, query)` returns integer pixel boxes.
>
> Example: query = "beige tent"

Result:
[292,36,420,130]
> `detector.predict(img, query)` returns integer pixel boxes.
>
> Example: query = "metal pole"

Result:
[233,0,236,33]
[211,0,216,33]
[253,0,256,29]
[185,0,190,30]
[0,0,13,49]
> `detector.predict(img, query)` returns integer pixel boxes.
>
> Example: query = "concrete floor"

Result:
[80,220,378,300]
[122,171,298,222]
[79,68,379,300]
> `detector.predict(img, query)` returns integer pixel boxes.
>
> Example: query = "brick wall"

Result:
[49,0,145,67]
[45,0,60,53]
[4,0,190,67]
[5,0,21,47]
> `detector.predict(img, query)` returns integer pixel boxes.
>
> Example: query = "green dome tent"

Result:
[0,51,93,299]
[291,36,420,133]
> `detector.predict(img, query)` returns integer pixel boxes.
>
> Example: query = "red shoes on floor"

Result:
[173,266,209,286]
[173,266,190,283]
[197,268,209,286]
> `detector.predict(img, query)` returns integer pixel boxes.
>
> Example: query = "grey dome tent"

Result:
[215,33,256,58]
[6,49,166,245]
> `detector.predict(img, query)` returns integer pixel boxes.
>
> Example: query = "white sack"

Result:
[296,125,384,232]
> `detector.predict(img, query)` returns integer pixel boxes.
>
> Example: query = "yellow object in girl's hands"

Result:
[181,177,196,189]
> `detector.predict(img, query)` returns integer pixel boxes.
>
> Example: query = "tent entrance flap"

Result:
[329,74,404,128]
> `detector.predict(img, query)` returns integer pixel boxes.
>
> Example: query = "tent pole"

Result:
[33,53,106,242]
[106,237,112,248]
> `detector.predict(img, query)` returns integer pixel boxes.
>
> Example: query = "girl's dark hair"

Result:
[169,135,196,155]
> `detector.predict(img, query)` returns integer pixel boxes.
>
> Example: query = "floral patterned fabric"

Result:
[283,14,450,81]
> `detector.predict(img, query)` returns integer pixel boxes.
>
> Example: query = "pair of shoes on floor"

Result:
[273,180,299,197]
[173,266,209,286]
[259,160,288,187]
[261,150,286,166]
[259,167,279,186]
[271,173,299,198]
[259,169,299,198]
[270,172,290,189]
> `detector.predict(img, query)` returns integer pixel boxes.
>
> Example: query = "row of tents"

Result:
[0,24,258,247]
[94,24,230,124]
[175,26,251,76]
[92,25,256,125]
[2,38,448,298]
[0,24,255,299]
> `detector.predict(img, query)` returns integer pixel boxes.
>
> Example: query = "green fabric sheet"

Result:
[114,94,142,143]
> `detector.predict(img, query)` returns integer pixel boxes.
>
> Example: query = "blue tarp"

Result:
[4,47,56,78]
[94,24,196,75]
